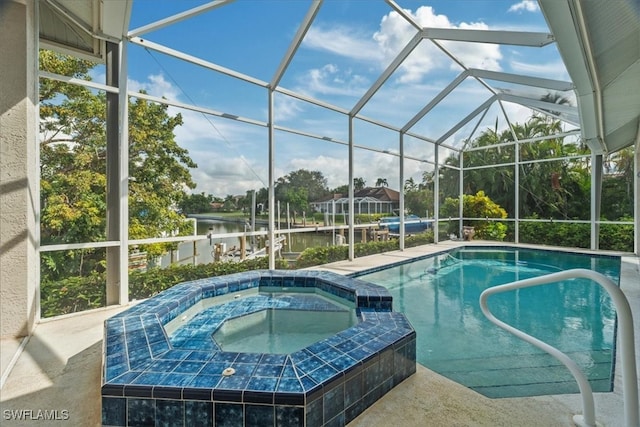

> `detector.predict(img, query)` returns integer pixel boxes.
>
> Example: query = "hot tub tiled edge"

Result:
[102,270,416,427]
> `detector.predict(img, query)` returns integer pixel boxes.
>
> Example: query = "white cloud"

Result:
[287,155,349,190]
[508,1,540,13]
[126,74,274,196]
[284,151,408,192]
[191,154,268,196]
[173,110,237,145]
[373,9,444,83]
[304,25,384,62]
[299,64,370,97]
[305,6,502,85]
[128,73,181,100]
[128,73,262,147]
[274,94,305,122]
[498,102,540,128]
[363,152,401,187]
[375,6,503,81]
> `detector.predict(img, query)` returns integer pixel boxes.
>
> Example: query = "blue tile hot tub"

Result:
[101,270,416,427]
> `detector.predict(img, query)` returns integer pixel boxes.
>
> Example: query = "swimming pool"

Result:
[353,246,621,398]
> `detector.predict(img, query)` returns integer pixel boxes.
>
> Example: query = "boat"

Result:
[378,215,431,234]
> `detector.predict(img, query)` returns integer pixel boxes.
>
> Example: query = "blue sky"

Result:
[122,0,571,197]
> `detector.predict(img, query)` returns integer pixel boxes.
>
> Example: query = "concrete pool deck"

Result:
[1,241,638,426]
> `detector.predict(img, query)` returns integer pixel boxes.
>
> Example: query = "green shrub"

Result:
[441,191,508,240]
[41,256,287,317]
[598,216,634,252]
[310,212,391,225]
[41,273,106,318]
[518,216,633,253]
[295,230,434,268]
[519,219,590,248]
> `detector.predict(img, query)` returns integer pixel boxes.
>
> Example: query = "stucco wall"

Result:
[0,0,39,338]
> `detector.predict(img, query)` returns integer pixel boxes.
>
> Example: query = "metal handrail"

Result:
[479,268,639,427]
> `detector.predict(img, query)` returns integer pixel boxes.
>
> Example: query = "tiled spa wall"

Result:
[102,270,417,427]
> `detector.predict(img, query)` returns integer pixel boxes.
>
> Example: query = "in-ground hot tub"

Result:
[101,270,416,427]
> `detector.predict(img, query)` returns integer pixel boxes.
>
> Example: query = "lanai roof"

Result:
[38,0,639,154]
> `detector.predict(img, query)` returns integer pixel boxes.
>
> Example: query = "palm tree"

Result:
[375,177,388,187]
[404,177,417,192]
[540,91,572,117]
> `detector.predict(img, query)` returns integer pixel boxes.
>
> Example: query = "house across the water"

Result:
[311,187,400,215]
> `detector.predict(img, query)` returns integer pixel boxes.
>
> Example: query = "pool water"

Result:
[354,247,621,398]
[213,309,357,354]
[166,289,358,355]
[205,291,358,354]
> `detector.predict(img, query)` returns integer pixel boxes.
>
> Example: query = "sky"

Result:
[119,0,572,198]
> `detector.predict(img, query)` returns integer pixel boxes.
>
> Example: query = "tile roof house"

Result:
[311,187,399,215]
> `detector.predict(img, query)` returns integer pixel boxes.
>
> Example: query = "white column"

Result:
[106,41,125,305]
[268,89,276,269]
[434,144,440,243]
[635,134,639,255]
[348,116,354,261]
[515,139,520,243]
[458,151,464,239]
[590,153,603,250]
[399,132,405,250]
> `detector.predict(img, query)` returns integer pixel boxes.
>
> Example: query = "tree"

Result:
[439,115,590,221]
[539,91,573,117]
[331,177,366,195]
[127,95,197,244]
[516,115,589,219]
[402,173,436,217]
[353,177,366,191]
[460,119,515,214]
[404,177,417,192]
[405,187,434,217]
[222,194,237,211]
[275,169,329,218]
[601,146,635,220]
[375,177,388,187]
[254,187,268,213]
[179,193,213,214]
[39,50,196,280]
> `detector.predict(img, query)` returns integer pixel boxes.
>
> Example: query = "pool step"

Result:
[425,349,613,398]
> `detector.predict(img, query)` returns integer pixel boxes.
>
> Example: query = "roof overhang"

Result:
[540,0,640,154]
[39,0,132,61]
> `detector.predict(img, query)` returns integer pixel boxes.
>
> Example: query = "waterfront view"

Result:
[155,217,337,267]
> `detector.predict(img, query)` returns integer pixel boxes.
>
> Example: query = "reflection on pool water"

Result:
[354,246,621,398]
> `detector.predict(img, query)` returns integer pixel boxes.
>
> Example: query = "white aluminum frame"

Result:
[35,0,638,309]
